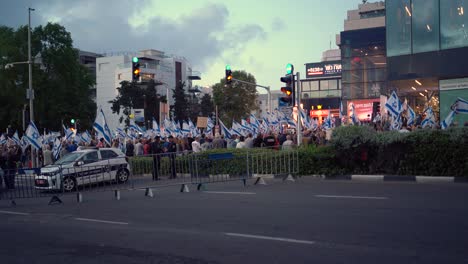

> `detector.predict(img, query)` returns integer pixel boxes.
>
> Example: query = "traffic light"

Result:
[280,64,295,106]
[225,65,232,84]
[132,57,140,82]
[70,119,75,125]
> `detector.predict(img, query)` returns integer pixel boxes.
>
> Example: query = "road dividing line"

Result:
[203,191,256,195]
[0,210,30,216]
[225,233,315,245]
[74,217,129,225]
[315,195,388,200]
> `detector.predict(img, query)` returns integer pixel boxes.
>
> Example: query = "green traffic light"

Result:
[286,63,293,74]
[132,57,139,63]
[225,64,231,71]
[71,119,75,124]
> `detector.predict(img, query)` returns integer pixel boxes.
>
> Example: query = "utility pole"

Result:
[28,7,36,167]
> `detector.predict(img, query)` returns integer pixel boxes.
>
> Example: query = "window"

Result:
[387,0,412,56]
[100,150,118,159]
[412,0,440,53]
[301,81,319,92]
[81,152,99,164]
[441,0,468,49]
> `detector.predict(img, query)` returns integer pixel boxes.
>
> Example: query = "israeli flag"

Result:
[421,107,436,128]
[93,108,112,146]
[63,125,74,141]
[218,119,232,139]
[11,131,21,145]
[205,117,214,134]
[391,115,402,130]
[441,110,457,129]
[453,97,468,114]
[52,137,62,160]
[407,105,416,126]
[116,128,127,139]
[322,111,333,130]
[80,131,92,144]
[181,121,191,136]
[0,134,6,145]
[25,121,42,150]
[20,136,30,153]
[231,120,244,136]
[385,91,403,117]
[249,114,260,130]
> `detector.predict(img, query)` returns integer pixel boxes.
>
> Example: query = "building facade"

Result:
[252,91,283,119]
[96,49,193,130]
[301,49,342,124]
[78,50,103,102]
[338,1,386,122]
[386,0,468,126]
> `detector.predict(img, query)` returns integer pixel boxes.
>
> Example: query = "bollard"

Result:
[180,184,190,193]
[145,188,154,198]
[254,177,267,185]
[284,174,295,183]
[114,190,121,200]
[76,192,83,203]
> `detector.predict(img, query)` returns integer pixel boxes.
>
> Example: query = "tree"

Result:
[0,23,96,132]
[212,70,259,125]
[200,93,214,117]
[171,81,189,125]
[109,79,165,128]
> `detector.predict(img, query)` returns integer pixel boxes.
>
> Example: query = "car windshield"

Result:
[54,152,83,165]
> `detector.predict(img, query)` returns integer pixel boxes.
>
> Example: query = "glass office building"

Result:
[386,0,468,126]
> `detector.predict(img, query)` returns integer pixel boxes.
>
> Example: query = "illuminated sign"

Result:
[306,60,342,78]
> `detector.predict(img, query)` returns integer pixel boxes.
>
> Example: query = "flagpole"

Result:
[296,72,302,146]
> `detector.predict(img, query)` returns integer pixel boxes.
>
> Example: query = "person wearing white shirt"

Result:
[191,137,202,153]
[236,136,247,149]
[282,135,295,150]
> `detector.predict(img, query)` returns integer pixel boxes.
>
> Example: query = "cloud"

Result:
[0,0,267,72]
[271,17,286,32]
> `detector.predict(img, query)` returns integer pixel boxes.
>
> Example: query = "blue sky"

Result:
[0,0,359,92]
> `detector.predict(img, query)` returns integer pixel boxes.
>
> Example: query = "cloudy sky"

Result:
[0,0,358,93]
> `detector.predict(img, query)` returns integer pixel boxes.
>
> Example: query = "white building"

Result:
[96,49,194,130]
[251,90,283,118]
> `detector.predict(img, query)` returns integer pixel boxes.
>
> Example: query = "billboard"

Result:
[347,99,380,121]
[305,60,342,78]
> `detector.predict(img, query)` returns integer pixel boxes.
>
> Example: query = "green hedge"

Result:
[129,127,468,177]
[330,126,468,176]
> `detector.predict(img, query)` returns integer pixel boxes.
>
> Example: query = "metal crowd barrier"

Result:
[0,147,299,204]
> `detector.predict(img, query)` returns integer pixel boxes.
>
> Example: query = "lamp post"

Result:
[28,7,36,167]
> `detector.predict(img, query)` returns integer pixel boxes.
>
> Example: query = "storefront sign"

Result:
[306,60,342,78]
[440,78,468,91]
[347,99,379,121]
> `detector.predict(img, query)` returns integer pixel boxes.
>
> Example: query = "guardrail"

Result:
[0,147,299,205]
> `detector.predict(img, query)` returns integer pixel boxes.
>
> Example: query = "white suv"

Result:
[35,148,130,192]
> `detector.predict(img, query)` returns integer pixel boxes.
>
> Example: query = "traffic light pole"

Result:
[295,72,302,146]
[230,78,272,113]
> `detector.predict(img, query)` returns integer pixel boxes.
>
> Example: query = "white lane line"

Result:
[203,191,256,195]
[74,217,129,225]
[315,195,388,200]
[225,233,315,245]
[0,210,30,216]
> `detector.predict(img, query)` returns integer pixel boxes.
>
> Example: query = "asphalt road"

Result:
[0,178,467,264]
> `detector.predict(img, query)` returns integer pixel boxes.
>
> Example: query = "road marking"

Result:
[0,210,30,216]
[74,217,129,225]
[315,195,388,200]
[225,233,315,245]
[203,191,256,195]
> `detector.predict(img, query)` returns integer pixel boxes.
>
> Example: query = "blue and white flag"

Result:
[20,136,29,152]
[249,114,260,131]
[205,117,214,134]
[181,121,191,136]
[218,119,232,139]
[25,121,42,150]
[421,107,436,128]
[52,137,62,160]
[407,105,416,126]
[231,120,244,136]
[116,128,127,139]
[441,110,457,129]
[453,97,468,114]
[0,134,6,145]
[80,131,92,144]
[93,108,112,146]
[322,110,333,130]
[12,131,21,146]
[385,91,403,117]
[63,125,74,141]
[286,117,297,128]
[391,114,402,130]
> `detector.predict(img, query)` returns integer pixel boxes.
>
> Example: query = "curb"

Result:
[307,174,466,183]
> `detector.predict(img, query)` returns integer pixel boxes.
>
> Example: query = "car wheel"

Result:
[62,177,76,192]
[116,169,129,183]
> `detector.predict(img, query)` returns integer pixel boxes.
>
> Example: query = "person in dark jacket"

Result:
[166,136,177,179]
[150,136,162,180]
[125,139,134,157]
[5,144,21,189]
